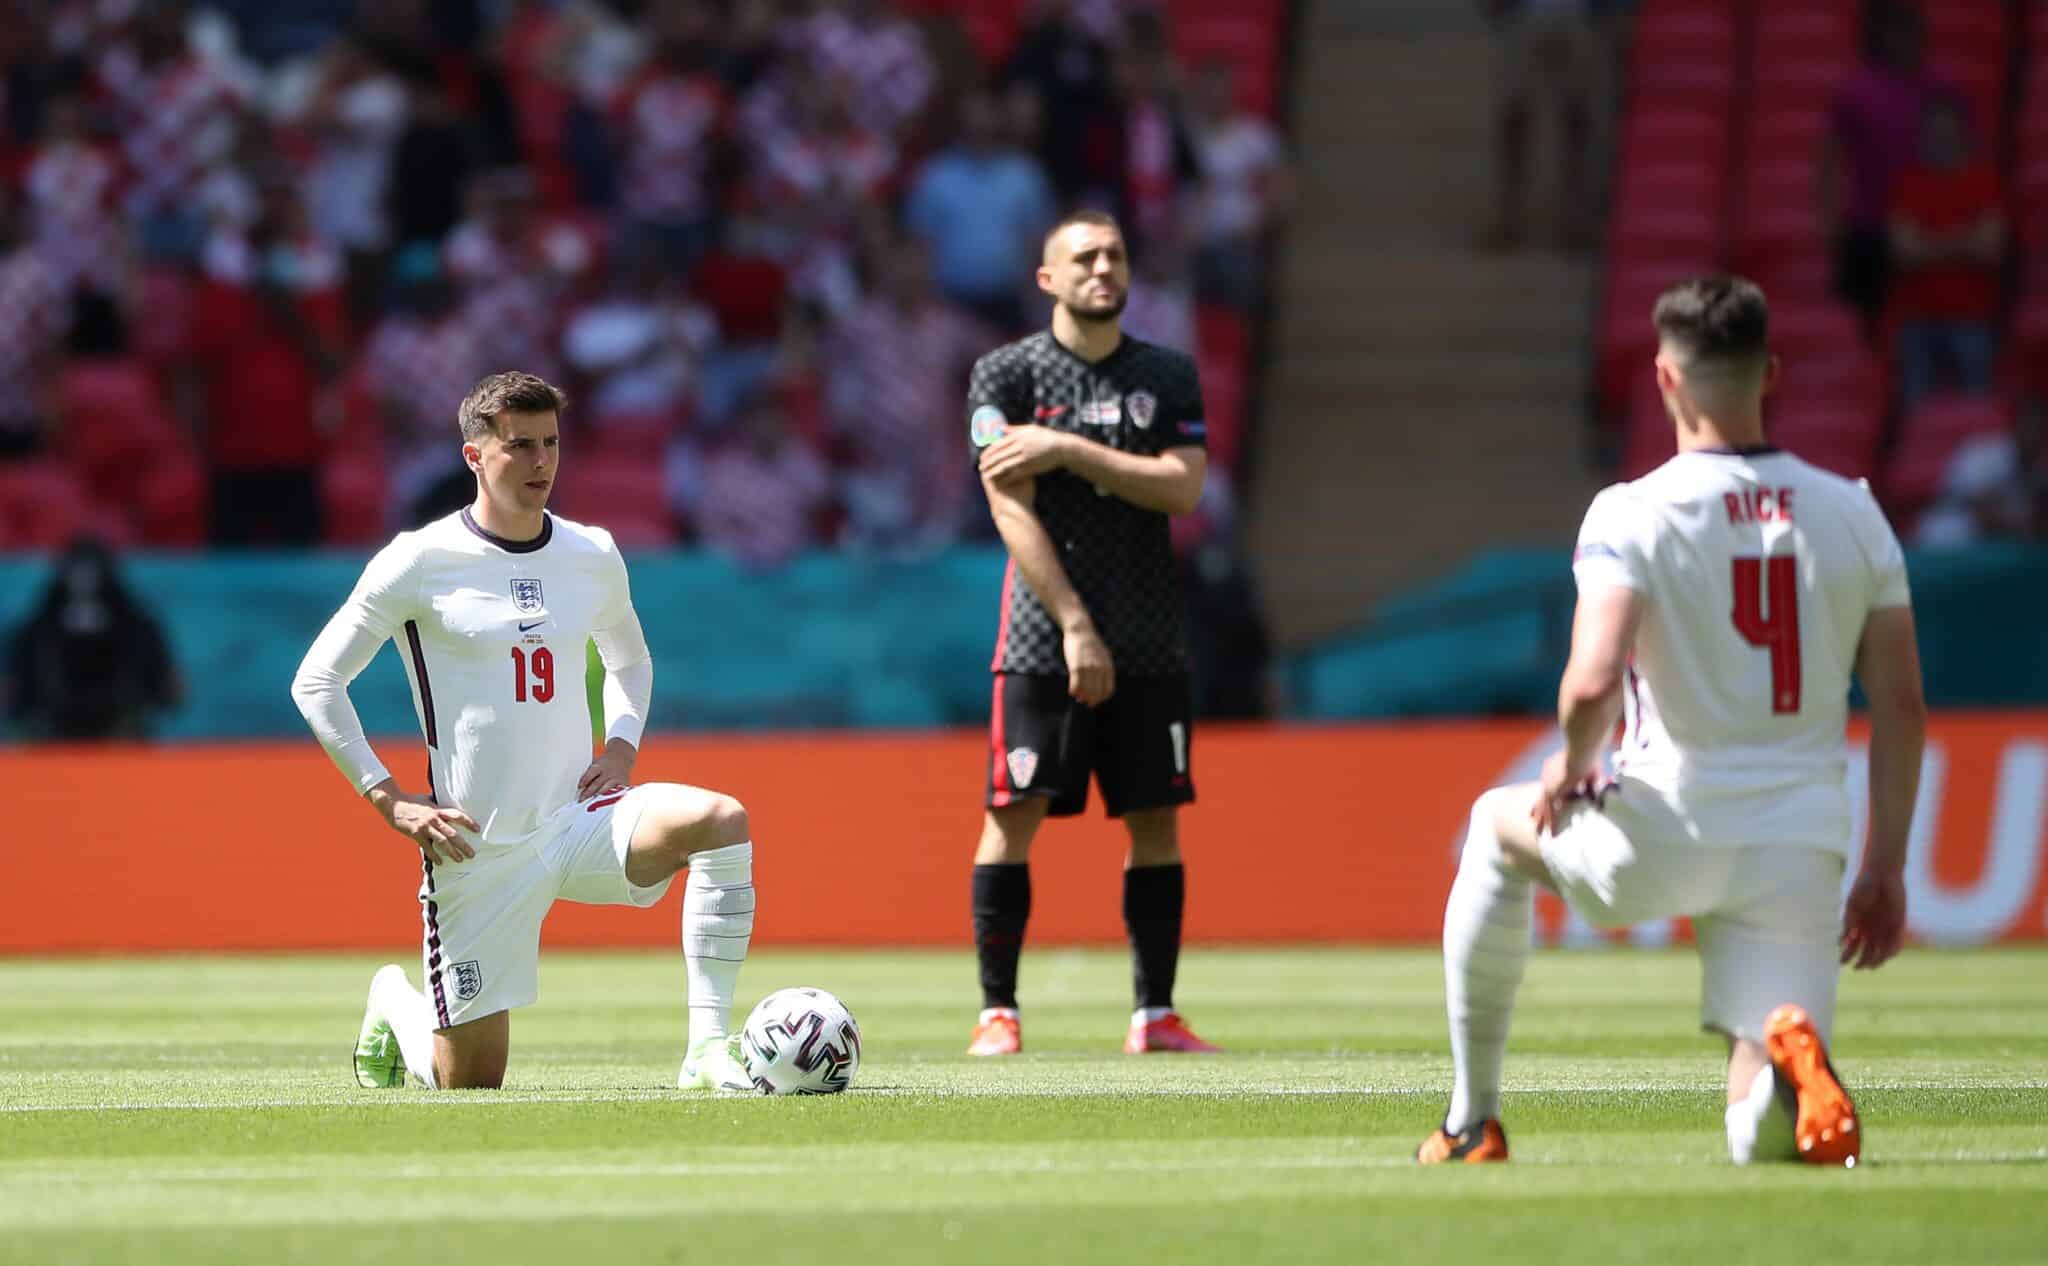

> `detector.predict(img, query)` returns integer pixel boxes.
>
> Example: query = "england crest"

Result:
[452,960,484,1001]
[1126,391,1157,430]
[1006,747,1039,788]
[510,579,544,613]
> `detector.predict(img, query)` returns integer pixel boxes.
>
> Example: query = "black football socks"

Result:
[1123,863,1185,1011]
[972,863,1031,1010]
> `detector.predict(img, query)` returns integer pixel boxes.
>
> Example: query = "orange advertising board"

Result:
[1,716,2041,952]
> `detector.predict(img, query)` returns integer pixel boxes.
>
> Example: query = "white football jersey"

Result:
[294,509,651,844]
[1572,447,1911,854]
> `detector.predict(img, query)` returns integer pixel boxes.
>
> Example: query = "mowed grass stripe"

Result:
[0,948,2044,1266]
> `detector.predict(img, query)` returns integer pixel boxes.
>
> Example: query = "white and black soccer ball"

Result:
[738,987,861,1095]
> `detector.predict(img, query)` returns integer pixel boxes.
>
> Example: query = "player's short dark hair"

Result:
[1652,277,1770,368]
[1043,209,1123,257]
[457,371,567,442]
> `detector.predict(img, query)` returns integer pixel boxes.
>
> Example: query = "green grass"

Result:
[2,948,2044,1265]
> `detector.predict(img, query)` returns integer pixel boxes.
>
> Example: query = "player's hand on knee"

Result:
[1062,624,1115,706]
[1839,867,1906,970]
[383,795,479,864]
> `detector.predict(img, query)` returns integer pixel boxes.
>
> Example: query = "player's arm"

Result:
[1843,605,1925,970]
[581,539,653,799]
[1537,488,1649,833]
[981,471,1114,706]
[981,431,1206,516]
[1547,585,1643,797]
[290,539,478,862]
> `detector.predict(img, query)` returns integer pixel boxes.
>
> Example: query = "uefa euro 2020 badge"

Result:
[970,405,1007,447]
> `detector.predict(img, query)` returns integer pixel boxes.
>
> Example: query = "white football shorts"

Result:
[416,784,670,1027]
[1540,776,1847,1043]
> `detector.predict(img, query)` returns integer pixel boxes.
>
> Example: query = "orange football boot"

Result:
[1416,1119,1509,1165]
[1765,1004,1861,1168]
[1123,1012,1222,1053]
[967,1011,1022,1056]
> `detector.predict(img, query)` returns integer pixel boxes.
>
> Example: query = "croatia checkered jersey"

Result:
[291,509,651,844]
[967,331,1206,677]
[1571,448,1910,849]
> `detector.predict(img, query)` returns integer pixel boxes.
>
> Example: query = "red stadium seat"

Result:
[1196,304,1250,474]
[1883,393,2017,511]
[1619,107,1731,176]
[0,460,93,550]
[1770,405,1882,480]
[587,409,682,462]
[53,359,207,544]
[549,454,675,544]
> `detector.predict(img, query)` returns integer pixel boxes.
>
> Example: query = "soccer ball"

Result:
[738,987,862,1095]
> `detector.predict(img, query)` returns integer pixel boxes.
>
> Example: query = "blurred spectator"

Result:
[1001,1,1116,202]
[0,197,67,459]
[691,213,795,428]
[104,4,245,264]
[1121,223,1195,352]
[1479,0,1602,251]
[561,241,714,422]
[301,37,409,310]
[799,0,934,141]
[903,90,1055,332]
[614,0,729,275]
[1914,434,2034,548]
[692,386,831,569]
[1822,1,1955,330]
[1107,34,1199,260]
[362,244,489,525]
[3,537,180,741]
[1187,58,1291,312]
[23,95,123,300]
[182,179,347,545]
[751,74,895,236]
[387,78,476,250]
[445,167,591,379]
[1887,97,2004,407]
[825,233,991,551]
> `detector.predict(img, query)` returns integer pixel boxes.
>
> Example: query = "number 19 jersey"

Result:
[1571,448,1911,855]
[296,508,648,845]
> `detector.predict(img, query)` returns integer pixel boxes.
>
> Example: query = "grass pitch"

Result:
[2,947,2044,1265]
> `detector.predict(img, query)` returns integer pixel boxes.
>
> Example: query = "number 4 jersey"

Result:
[292,509,651,845]
[1572,448,1911,856]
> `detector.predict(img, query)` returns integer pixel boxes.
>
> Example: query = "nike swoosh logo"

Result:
[1033,406,1069,420]
[518,620,546,632]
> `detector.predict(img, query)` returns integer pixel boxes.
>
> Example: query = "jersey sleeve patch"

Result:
[969,404,1008,448]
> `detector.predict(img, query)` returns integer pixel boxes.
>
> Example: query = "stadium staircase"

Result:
[1248,0,1603,650]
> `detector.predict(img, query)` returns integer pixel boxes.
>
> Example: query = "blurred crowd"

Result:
[1599,0,2045,550]
[0,0,1291,567]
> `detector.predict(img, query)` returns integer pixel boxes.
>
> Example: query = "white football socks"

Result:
[682,841,755,1048]
[1726,1062,1798,1164]
[370,963,440,1090]
[1442,790,1534,1134]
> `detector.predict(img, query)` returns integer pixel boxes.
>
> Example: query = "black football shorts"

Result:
[982,672,1195,818]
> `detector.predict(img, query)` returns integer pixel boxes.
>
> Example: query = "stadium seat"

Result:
[1883,393,2017,512]
[586,410,681,462]
[53,359,208,544]
[549,454,675,544]
[1769,404,1882,480]
[0,460,94,550]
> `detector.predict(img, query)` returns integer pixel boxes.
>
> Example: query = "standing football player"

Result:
[292,371,757,1092]
[964,210,1219,1056]
[1418,278,1924,1167]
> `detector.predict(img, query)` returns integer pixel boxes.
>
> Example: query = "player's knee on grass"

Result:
[627,785,749,886]
[433,1012,510,1089]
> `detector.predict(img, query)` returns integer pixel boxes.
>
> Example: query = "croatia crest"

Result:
[1126,390,1157,430]
[1006,747,1039,789]
[510,578,544,613]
